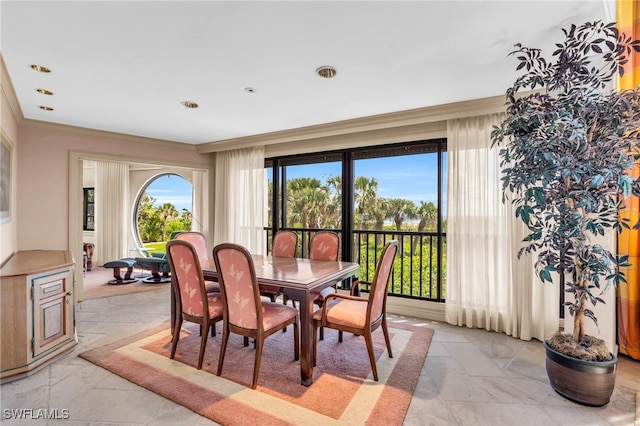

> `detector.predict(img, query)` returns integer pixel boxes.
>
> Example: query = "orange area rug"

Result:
[79,321,433,425]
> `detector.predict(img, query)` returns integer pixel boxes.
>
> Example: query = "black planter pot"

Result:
[543,340,617,407]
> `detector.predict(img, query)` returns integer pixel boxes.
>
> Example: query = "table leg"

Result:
[287,288,314,386]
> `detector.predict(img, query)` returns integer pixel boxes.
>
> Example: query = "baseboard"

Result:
[386,297,445,322]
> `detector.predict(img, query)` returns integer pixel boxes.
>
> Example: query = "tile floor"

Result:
[1,287,638,425]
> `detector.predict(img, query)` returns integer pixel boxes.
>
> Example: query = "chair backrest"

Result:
[272,230,298,258]
[213,243,262,330]
[309,231,340,261]
[367,241,398,322]
[166,239,208,318]
[83,242,95,257]
[175,231,210,261]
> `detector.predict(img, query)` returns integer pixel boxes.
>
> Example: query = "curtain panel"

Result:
[191,170,207,234]
[213,146,267,254]
[445,113,557,341]
[95,161,129,265]
[616,0,640,360]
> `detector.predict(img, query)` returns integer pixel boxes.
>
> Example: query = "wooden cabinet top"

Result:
[0,250,74,278]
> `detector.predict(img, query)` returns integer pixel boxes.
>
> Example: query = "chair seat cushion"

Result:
[206,293,224,318]
[205,280,220,293]
[104,259,136,268]
[313,298,367,328]
[261,302,298,331]
[316,285,336,301]
[135,257,167,266]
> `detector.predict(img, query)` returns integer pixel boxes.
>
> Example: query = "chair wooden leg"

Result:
[364,331,378,381]
[170,316,183,359]
[251,338,264,389]
[338,330,343,342]
[293,319,299,361]
[312,322,318,367]
[197,320,209,370]
[284,295,296,308]
[382,318,393,358]
[281,292,289,333]
[316,300,325,340]
[217,325,230,377]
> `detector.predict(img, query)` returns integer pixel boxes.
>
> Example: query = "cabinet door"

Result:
[32,269,73,357]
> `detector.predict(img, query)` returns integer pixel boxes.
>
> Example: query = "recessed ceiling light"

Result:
[30,64,51,73]
[245,87,257,93]
[181,101,198,108]
[316,66,337,78]
[38,106,54,111]
[36,88,53,95]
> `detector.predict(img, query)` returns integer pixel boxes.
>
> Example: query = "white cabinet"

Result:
[1,250,76,381]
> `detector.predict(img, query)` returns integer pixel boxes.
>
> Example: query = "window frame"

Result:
[83,187,95,231]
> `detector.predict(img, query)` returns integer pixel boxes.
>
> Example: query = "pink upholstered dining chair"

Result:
[312,240,398,381]
[174,231,220,294]
[260,230,298,306]
[309,230,340,261]
[166,239,223,370]
[213,243,299,389]
[309,230,341,339]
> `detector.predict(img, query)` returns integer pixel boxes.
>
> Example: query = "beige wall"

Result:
[16,124,213,252]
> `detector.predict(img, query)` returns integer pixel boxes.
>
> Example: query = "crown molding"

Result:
[196,94,507,154]
[19,117,198,151]
[1,55,24,124]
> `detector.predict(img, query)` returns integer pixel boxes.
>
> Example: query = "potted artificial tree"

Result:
[491,21,640,406]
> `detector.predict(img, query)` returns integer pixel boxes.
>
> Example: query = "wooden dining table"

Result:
[199,254,360,386]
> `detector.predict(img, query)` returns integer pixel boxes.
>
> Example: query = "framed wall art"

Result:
[1,131,13,223]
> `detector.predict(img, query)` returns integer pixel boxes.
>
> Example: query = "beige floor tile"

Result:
[447,401,557,425]
[0,288,638,426]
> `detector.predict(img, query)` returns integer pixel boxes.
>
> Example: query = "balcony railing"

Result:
[266,228,446,302]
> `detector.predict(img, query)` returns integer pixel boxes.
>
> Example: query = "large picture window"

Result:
[266,139,447,302]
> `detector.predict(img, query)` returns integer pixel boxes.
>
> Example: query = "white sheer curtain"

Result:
[191,170,207,233]
[445,113,557,341]
[95,161,129,266]
[213,147,266,254]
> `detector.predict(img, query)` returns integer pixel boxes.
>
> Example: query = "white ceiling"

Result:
[1,1,613,146]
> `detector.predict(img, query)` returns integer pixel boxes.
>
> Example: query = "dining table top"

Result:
[200,254,360,290]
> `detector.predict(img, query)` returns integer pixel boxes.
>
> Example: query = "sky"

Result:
[283,152,447,208]
[144,153,447,214]
[145,174,193,212]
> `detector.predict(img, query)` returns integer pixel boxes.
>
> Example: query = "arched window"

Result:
[134,173,193,254]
